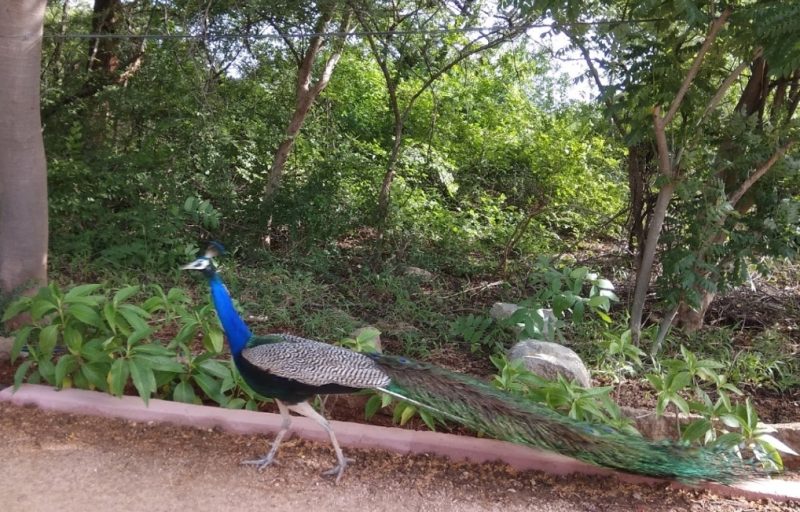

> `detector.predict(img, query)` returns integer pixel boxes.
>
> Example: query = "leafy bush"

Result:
[490,354,638,435]
[646,346,796,471]
[2,282,266,409]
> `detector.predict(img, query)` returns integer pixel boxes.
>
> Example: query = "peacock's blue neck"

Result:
[208,272,251,356]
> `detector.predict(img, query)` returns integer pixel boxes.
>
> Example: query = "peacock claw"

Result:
[241,456,280,471]
[322,457,354,483]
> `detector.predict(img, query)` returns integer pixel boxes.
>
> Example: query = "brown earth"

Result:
[1,402,798,512]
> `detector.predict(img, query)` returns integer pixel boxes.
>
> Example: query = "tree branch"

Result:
[663,8,731,126]
[728,139,796,206]
[698,47,763,125]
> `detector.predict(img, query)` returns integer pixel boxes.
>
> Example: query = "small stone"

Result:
[404,266,434,281]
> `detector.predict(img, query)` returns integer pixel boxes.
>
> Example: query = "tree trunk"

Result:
[0,0,49,307]
[263,6,350,200]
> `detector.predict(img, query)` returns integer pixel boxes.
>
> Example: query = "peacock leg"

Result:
[242,399,292,470]
[287,401,352,483]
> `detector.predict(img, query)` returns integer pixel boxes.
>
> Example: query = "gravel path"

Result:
[0,402,795,512]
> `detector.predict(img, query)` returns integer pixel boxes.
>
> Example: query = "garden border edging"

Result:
[0,383,797,502]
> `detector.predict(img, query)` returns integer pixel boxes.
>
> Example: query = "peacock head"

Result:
[180,241,225,277]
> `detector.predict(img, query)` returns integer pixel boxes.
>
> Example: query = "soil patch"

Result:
[1,401,796,512]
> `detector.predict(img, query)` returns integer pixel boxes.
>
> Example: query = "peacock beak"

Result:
[180,258,210,270]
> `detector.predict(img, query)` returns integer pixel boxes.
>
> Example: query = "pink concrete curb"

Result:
[1,384,797,502]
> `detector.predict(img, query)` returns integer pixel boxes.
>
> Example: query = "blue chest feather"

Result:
[208,274,251,356]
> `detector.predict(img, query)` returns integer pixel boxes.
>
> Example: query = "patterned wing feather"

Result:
[242,340,391,388]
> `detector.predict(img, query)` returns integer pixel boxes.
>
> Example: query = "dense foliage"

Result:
[41,2,625,273]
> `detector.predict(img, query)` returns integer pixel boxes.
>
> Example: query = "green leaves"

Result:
[4,282,261,412]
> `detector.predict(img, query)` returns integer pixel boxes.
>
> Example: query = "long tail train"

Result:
[373,354,763,484]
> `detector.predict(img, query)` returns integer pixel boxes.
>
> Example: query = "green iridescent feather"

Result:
[374,355,762,484]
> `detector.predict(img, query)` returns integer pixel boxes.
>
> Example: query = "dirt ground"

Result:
[0,402,796,512]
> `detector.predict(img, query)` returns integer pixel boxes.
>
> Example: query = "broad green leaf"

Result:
[63,295,104,307]
[669,371,692,392]
[587,295,610,311]
[113,286,140,306]
[65,284,103,299]
[1,297,32,322]
[126,327,153,348]
[131,343,173,357]
[31,299,57,320]
[681,419,712,442]
[39,324,59,357]
[13,360,32,390]
[63,327,83,354]
[54,354,79,387]
[197,358,230,379]
[107,358,130,396]
[11,326,33,362]
[572,300,585,325]
[118,306,150,333]
[68,304,103,328]
[715,432,743,449]
[129,358,156,404]
[81,362,109,391]
[133,354,183,373]
[656,395,669,416]
[645,373,664,390]
[418,409,437,431]
[364,394,382,419]
[671,395,691,415]
[204,328,224,353]
[757,434,799,455]
[103,303,118,333]
[173,381,197,404]
[118,303,151,319]
[399,404,416,425]
[720,414,742,429]
[193,372,221,401]
[594,278,614,290]
[225,398,246,409]
[173,321,199,346]
[38,359,56,384]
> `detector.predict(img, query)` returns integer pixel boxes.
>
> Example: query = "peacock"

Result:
[181,242,764,484]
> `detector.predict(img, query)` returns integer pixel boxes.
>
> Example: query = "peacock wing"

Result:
[241,340,391,388]
[245,333,316,348]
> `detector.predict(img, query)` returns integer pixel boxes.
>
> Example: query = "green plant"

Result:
[646,346,796,470]
[490,354,638,435]
[338,327,381,353]
[509,261,620,342]
[3,282,263,410]
[449,314,501,353]
[599,327,647,378]
[715,399,798,472]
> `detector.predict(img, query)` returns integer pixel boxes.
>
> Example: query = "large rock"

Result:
[508,339,591,388]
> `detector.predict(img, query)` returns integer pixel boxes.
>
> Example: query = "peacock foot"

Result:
[241,454,280,471]
[321,457,354,484]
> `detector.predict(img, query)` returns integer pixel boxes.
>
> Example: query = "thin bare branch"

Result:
[663,8,731,126]
[728,139,796,206]
[698,47,763,125]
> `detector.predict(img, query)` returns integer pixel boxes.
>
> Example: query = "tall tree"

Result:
[0,0,49,306]
[350,0,531,228]
[549,0,800,348]
[262,1,353,201]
